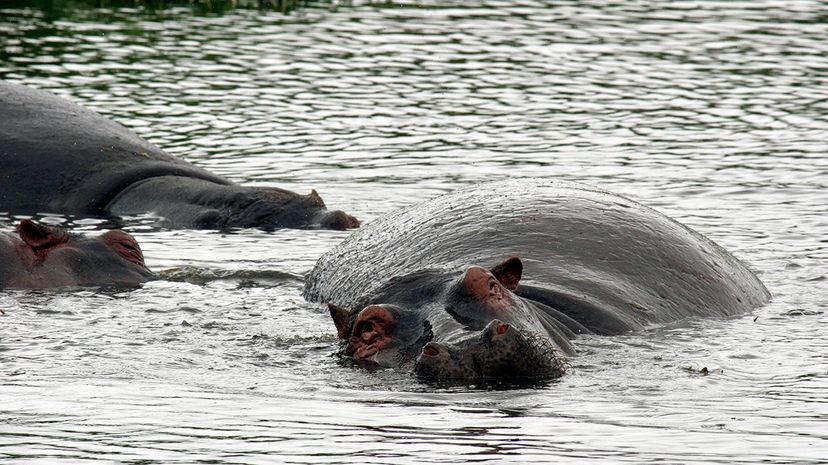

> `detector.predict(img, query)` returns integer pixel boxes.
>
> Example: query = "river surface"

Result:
[1,1,827,463]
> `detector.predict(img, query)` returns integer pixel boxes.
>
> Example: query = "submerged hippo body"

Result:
[304,179,770,382]
[0,219,152,289]
[0,82,358,230]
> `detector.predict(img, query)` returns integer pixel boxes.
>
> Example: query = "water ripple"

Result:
[1,1,827,463]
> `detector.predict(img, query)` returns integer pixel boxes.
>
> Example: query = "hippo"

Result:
[0,82,359,230]
[0,219,153,289]
[304,179,771,383]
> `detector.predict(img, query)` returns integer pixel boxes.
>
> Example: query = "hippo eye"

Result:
[360,322,373,333]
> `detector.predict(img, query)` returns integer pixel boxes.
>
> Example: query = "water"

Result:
[1,1,826,463]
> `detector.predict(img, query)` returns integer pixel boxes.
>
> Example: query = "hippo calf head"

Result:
[166,184,360,231]
[228,187,360,231]
[108,177,360,231]
[328,257,569,383]
[2,219,153,289]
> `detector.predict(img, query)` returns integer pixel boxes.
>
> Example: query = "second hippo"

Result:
[0,82,359,231]
[305,179,771,383]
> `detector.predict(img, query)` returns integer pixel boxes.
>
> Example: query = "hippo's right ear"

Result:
[17,219,69,250]
[328,303,352,339]
[308,189,326,208]
[490,256,523,291]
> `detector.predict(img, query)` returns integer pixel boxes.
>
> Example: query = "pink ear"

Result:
[328,303,352,339]
[17,219,69,250]
[490,256,522,291]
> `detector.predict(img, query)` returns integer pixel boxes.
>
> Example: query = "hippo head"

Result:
[328,303,433,368]
[328,257,567,383]
[13,219,153,288]
[217,187,360,231]
[265,188,360,231]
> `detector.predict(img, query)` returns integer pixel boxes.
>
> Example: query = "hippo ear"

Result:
[490,256,522,291]
[17,219,69,250]
[308,189,326,208]
[328,303,352,339]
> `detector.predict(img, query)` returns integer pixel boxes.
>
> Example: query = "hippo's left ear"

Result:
[17,219,69,250]
[490,256,522,291]
[328,303,352,339]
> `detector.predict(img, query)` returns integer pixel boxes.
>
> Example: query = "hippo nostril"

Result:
[422,344,441,357]
[497,323,509,335]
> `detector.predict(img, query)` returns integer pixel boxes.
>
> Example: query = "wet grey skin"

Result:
[327,257,580,384]
[415,320,567,383]
[0,82,359,231]
[0,219,153,289]
[307,179,771,384]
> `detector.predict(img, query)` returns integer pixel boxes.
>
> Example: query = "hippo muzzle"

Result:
[414,319,566,383]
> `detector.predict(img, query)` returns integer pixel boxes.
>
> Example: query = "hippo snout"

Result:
[315,210,360,230]
[415,319,566,383]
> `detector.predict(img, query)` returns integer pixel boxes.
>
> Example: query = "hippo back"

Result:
[304,179,770,333]
[0,82,227,214]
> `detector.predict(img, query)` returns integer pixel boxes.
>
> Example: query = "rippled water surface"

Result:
[1,1,827,463]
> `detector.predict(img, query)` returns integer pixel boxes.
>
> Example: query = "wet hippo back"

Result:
[304,179,770,334]
[0,82,359,230]
[0,82,227,214]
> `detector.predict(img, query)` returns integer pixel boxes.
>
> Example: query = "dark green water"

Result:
[1,1,826,463]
